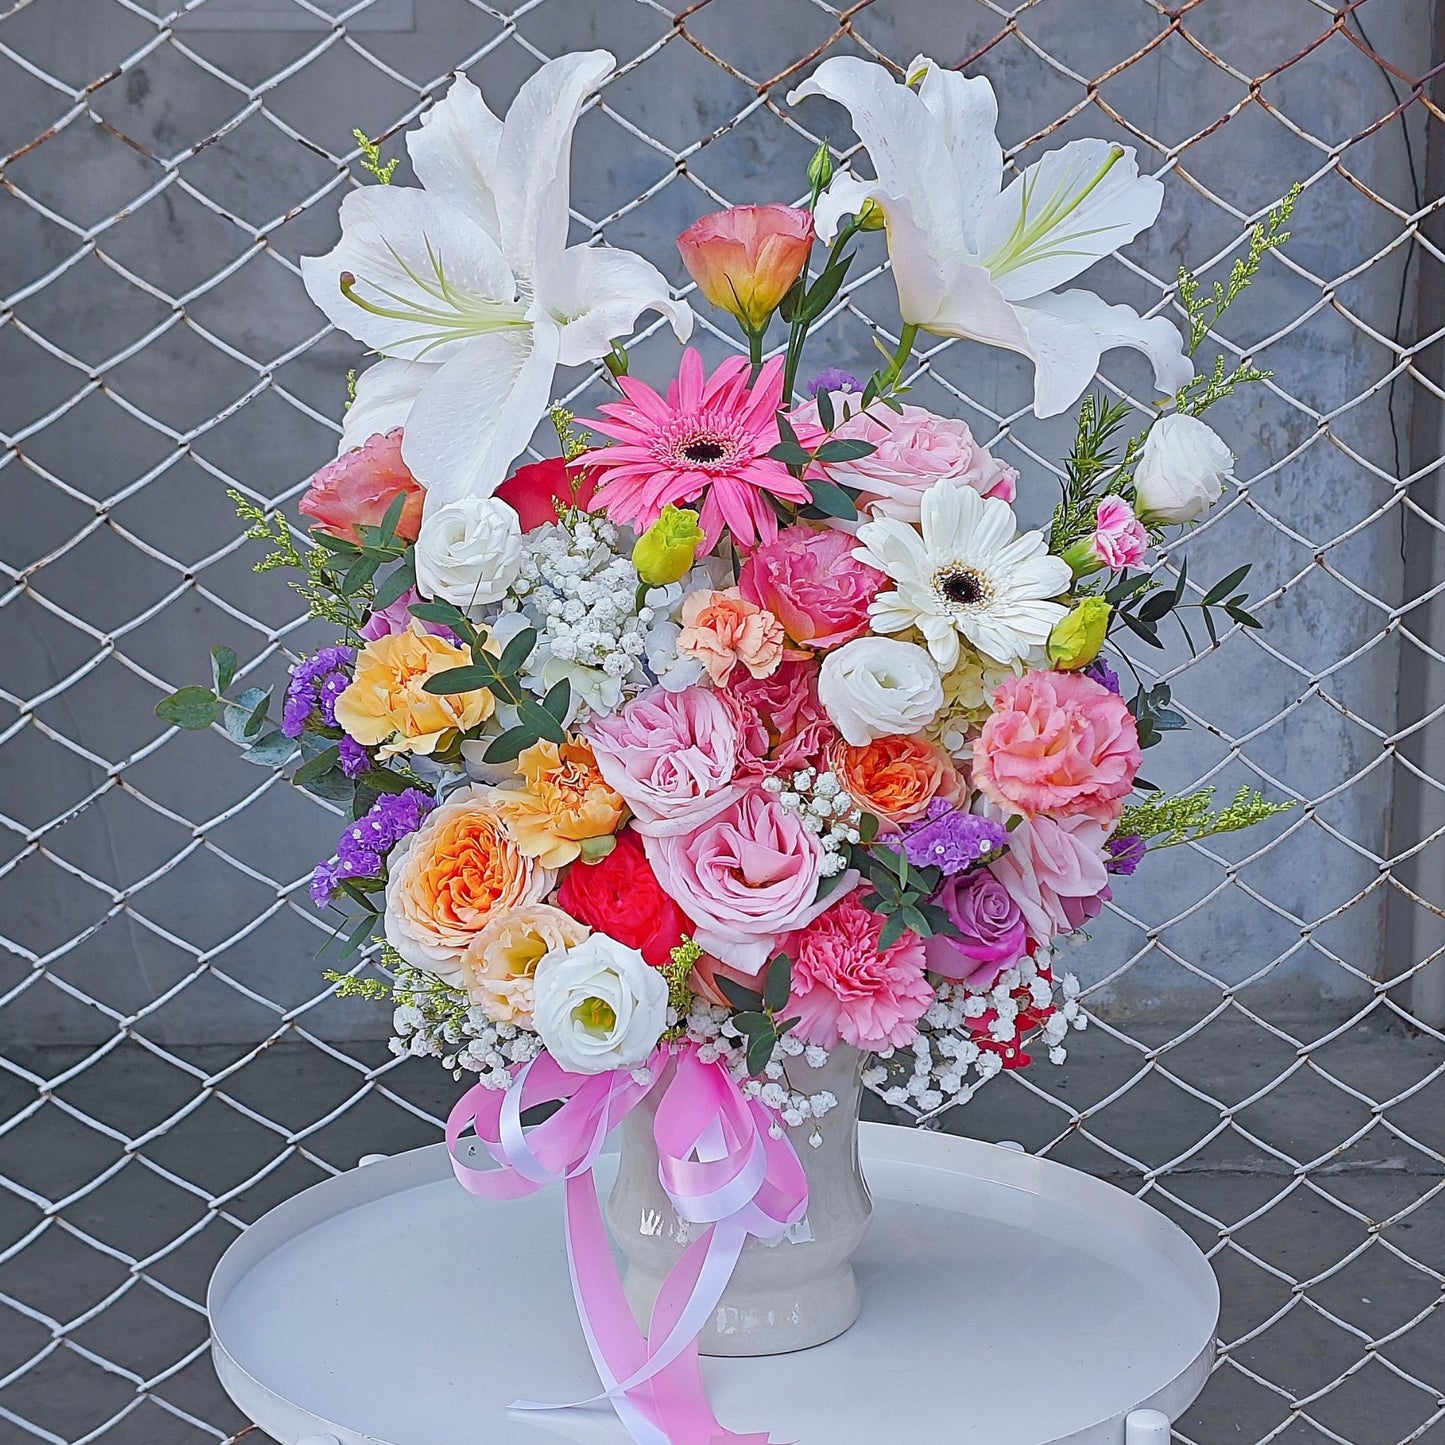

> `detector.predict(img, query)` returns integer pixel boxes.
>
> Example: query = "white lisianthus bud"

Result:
[414,496,523,607]
[532,933,668,1075]
[1133,413,1234,525]
[817,636,944,745]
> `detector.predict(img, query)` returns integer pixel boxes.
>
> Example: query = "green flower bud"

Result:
[857,197,887,231]
[1047,597,1112,670]
[632,505,704,587]
[807,141,834,193]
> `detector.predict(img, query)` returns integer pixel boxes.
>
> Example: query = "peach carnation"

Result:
[335,623,495,759]
[831,733,962,825]
[677,588,785,686]
[460,903,590,1026]
[383,784,554,983]
[972,670,1141,825]
[490,737,627,868]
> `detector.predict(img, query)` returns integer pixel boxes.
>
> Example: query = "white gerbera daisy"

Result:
[854,481,1071,669]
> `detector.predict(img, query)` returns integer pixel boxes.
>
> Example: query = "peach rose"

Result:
[383,785,555,983]
[972,670,1141,825]
[460,903,591,1025]
[677,588,784,686]
[334,623,495,759]
[490,737,627,868]
[830,733,962,825]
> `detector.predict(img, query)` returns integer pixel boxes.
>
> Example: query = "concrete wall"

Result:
[0,0,1432,1042]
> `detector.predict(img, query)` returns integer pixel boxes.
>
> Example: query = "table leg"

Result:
[1126,1409,1172,1443]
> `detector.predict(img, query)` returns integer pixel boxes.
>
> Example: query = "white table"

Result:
[208,1123,1217,1445]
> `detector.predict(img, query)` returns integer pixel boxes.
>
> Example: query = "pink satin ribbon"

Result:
[447,1044,808,1445]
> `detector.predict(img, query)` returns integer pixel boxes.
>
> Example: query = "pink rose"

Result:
[798,399,1017,524]
[585,686,743,836]
[725,657,836,772]
[642,788,834,974]
[299,429,424,544]
[990,812,1112,945]
[924,869,1028,990]
[738,523,885,649]
[784,894,934,1050]
[972,671,1141,825]
[677,588,785,686]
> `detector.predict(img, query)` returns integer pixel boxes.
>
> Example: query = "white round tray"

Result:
[209,1123,1217,1445]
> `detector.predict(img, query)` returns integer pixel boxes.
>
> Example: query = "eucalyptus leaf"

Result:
[373,555,417,611]
[814,438,875,464]
[292,744,340,786]
[763,954,792,1013]
[482,725,539,764]
[422,665,495,696]
[240,731,297,767]
[517,696,566,745]
[715,975,764,1013]
[155,686,222,730]
[211,646,238,696]
[341,552,381,596]
[497,626,538,680]
[802,477,858,520]
[542,678,571,725]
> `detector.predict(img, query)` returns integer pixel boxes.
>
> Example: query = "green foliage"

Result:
[1117,785,1294,849]
[353,127,399,184]
[323,969,394,1002]
[1106,560,1261,657]
[1048,393,1138,552]
[717,954,799,1076]
[768,410,876,521]
[856,844,956,949]
[550,404,592,463]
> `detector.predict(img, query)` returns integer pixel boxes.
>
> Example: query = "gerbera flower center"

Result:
[655,410,746,473]
[682,439,728,464]
[936,565,993,610]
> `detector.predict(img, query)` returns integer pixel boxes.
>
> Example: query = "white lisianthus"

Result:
[532,933,669,1075]
[414,497,523,607]
[817,636,944,745]
[1133,414,1234,525]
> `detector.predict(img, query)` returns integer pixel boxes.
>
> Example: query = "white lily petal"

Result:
[811,172,879,245]
[301,187,521,363]
[1017,289,1192,416]
[400,323,560,504]
[492,50,615,273]
[977,140,1163,301]
[339,358,435,452]
[543,244,693,367]
[788,56,967,254]
[913,59,1001,251]
[407,73,504,238]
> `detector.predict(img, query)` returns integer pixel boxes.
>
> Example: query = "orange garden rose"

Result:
[334,623,495,758]
[383,785,555,982]
[831,733,962,825]
[491,737,627,869]
[460,903,590,1025]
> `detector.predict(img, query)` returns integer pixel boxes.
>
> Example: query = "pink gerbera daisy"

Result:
[583,349,813,549]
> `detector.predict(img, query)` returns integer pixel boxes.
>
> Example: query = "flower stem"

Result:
[747,326,766,380]
[877,323,919,394]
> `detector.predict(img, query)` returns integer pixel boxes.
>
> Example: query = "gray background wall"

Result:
[1,0,1439,1044]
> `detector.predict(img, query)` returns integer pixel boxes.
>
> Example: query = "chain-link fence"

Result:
[3,1,1444,1442]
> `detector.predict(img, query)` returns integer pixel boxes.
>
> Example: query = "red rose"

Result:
[495,457,596,531]
[557,827,688,967]
[298,429,424,544]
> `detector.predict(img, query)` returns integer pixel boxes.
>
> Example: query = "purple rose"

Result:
[924,867,1028,990]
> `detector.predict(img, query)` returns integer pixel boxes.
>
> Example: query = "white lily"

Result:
[304,54,693,498]
[788,55,1191,418]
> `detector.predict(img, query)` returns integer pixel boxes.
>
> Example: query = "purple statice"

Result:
[898,800,1009,876]
[283,646,356,738]
[309,787,436,907]
[807,368,864,398]
[1105,833,1147,876]
[338,735,371,779]
[1084,658,1122,696]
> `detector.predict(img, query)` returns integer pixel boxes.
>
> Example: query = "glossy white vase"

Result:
[605,1045,872,1357]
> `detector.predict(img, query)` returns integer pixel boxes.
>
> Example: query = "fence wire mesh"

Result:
[2,1,1444,1442]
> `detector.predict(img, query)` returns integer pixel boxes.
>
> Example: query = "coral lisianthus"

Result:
[584,349,812,548]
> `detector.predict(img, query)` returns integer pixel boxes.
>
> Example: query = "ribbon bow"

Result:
[447,1044,808,1445]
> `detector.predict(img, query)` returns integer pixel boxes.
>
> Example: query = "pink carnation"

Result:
[299,429,424,545]
[738,523,885,649]
[990,812,1112,946]
[642,788,831,974]
[784,894,933,1051]
[798,398,1017,524]
[972,671,1141,825]
[725,657,835,772]
[585,686,743,836]
[1091,497,1149,570]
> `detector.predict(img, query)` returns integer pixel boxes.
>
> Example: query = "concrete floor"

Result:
[0,1011,1441,1445]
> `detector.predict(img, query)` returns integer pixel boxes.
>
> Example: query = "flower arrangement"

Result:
[162,49,1296,1440]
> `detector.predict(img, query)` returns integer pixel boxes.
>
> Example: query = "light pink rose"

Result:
[677,588,784,685]
[724,657,836,773]
[972,671,1141,825]
[798,399,1017,524]
[784,893,934,1050]
[1091,497,1149,570]
[738,523,885,649]
[990,812,1112,946]
[299,428,424,544]
[585,686,743,836]
[642,787,836,974]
